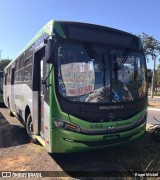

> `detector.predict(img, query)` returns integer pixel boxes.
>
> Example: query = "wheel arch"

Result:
[7,96,10,107]
[25,105,31,123]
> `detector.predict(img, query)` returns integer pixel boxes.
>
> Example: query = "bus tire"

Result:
[26,114,37,143]
[9,110,14,117]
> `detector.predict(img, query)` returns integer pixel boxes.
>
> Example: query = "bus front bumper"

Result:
[51,121,146,153]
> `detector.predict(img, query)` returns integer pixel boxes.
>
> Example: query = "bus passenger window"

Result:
[24,66,32,82]
[5,73,7,85]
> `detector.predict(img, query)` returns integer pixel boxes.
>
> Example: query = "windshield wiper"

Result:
[82,42,98,61]
[118,48,131,69]
[82,42,106,86]
[113,48,131,82]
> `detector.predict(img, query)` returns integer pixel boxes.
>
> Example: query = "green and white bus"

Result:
[3,20,147,153]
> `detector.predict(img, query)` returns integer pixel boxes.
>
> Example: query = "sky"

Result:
[0,0,160,69]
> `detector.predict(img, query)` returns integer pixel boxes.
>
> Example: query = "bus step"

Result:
[34,135,45,147]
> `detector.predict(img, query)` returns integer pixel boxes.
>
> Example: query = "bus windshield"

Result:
[57,42,147,103]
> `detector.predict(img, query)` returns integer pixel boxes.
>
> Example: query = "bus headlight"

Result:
[53,119,81,132]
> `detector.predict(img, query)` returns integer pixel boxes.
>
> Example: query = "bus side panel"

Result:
[3,71,7,106]
[14,84,32,123]
[3,84,7,107]
[4,84,11,108]
[33,91,39,134]
[10,83,15,114]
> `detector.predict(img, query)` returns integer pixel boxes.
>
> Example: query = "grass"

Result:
[153,92,160,96]
[100,132,160,179]
[59,131,160,179]
[148,91,160,96]
[122,134,160,169]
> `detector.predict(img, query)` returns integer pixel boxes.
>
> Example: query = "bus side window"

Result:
[19,55,25,69]
[11,68,15,85]
[24,56,33,82]
[25,46,33,59]
[19,56,25,82]
[25,56,32,66]
[15,60,20,83]
[7,68,11,84]
[4,72,7,85]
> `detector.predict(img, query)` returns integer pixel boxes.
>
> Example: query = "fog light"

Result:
[54,120,64,128]
[64,138,74,142]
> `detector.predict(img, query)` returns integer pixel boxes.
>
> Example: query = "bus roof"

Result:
[5,20,66,70]
[5,20,140,70]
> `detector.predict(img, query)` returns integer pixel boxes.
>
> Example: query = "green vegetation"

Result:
[147,69,153,87]
[101,132,160,178]
[140,33,160,98]
[148,91,160,96]
[0,59,11,71]
[158,64,160,85]
[68,131,160,178]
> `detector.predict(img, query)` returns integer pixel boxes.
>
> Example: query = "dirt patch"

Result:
[1,155,31,171]
[148,101,160,108]
[0,112,29,148]
[0,144,57,171]
[0,108,67,180]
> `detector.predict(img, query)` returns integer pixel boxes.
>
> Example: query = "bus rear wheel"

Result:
[26,114,37,143]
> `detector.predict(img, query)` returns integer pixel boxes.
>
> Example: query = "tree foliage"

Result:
[0,59,11,71]
[158,64,160,85]
[140,33,160,59]
[140,33,160,97]
[147,69,153,84]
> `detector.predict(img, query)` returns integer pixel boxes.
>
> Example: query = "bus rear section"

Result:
[3,20,148,153]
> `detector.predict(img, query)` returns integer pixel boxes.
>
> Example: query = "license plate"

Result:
[103,134,120,140]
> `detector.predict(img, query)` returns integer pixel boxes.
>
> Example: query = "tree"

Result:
[140,33,160,98]
[0,59,11,71]
[158,64,160,85]
[147,69,153,87]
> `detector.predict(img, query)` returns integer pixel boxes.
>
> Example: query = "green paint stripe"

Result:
[54,21,67,38]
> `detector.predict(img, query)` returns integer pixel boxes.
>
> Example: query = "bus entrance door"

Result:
[11,67,15,113]
[40,58,44,138]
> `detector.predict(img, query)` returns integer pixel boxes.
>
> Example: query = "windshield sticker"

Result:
[61,62,95,96]
[113,91,121,102]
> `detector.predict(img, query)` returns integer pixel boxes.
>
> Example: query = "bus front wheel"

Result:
[26,114,37,143]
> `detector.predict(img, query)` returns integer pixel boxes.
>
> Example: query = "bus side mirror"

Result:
[45,39,54,63]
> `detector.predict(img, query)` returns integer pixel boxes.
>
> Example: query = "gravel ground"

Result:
[0,107,73,180]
